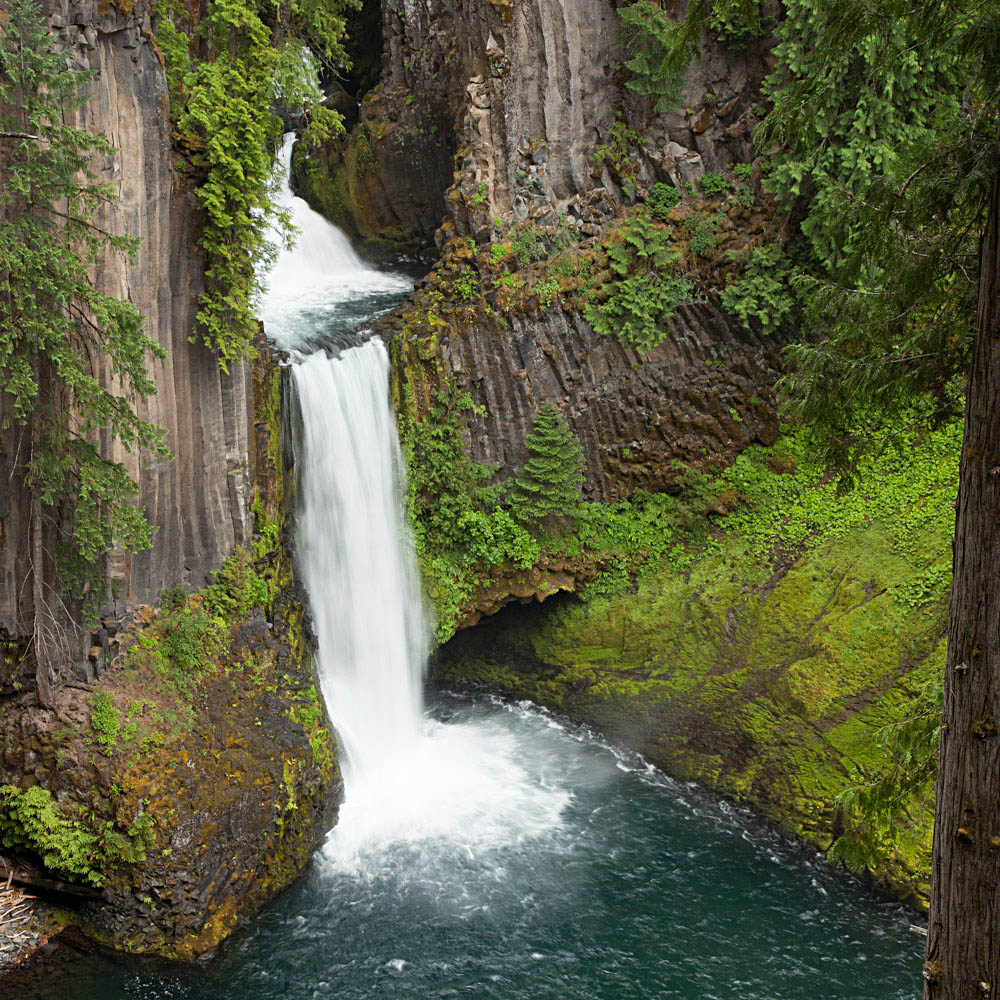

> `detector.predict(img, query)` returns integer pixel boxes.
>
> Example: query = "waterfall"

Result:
[263,133,426,786]
[263,134,568,874]
[260,134,412,356]
[292,341,427,778]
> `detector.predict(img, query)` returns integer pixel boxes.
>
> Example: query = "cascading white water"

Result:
[292,340,427,775]
[263,133,569,875]
[261,135,413,354]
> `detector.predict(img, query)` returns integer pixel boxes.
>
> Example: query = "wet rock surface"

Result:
[302,0,773,248]
[0,348,340,961]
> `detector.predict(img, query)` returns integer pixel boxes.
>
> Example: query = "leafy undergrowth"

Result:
[435,420,959,904]
[0,784,153,888]
[86,549,269,757]
[421,409,958,641]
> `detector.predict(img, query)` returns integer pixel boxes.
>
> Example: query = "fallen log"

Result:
[0,855,104,900]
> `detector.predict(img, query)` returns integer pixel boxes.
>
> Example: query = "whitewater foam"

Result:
[262,133,572,878]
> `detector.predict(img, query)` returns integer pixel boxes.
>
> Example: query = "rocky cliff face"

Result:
[0,0,252,677]
[300,0,784,497]
[0,2,339,959]
[0,345,341,959]
[388,281,783,501]
[302,0,771,248]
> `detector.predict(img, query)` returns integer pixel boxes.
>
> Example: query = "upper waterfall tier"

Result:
[262,134,412,357]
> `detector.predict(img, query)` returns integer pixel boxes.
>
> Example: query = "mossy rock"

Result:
[435,515,947,906]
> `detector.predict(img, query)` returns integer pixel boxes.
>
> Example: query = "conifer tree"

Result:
[509,404,585,531]
[623,6,999,987]
[0,0,166,703]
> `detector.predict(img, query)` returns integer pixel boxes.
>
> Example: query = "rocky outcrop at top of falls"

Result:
[296,0,787,504]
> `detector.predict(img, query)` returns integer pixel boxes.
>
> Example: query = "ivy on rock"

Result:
[154,0,359,369]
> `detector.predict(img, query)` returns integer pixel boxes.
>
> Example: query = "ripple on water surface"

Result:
[26,695,921,1000]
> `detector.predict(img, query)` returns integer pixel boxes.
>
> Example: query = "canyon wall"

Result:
[299,0,785,497]
[0,0,252,678]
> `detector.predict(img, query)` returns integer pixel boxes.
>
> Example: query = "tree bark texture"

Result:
[924,151,1000,997]
[29,359,52,710]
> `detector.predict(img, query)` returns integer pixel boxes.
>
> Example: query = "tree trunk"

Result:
[29,359,52,709]
[924,144,1000,997]
[197,0,210,62]
[271,0,292,49]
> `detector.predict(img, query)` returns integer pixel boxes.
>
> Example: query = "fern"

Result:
[587,215,696,351]
[720,245,796,334]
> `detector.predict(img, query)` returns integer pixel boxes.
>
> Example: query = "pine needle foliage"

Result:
[755,0,999,865]
[759,0,998,473]
[618,0,758,111]
[0,0,167,620]
[828,678,941,875]
[720,244,795,335]
[509,404,585,531]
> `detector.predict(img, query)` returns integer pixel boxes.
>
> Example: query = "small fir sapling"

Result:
[509,404,586,533]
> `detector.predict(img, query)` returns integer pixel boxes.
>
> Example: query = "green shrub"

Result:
[720,244,796,334]
[593,121,642,198]
[687,213,720,256]
[553,255,577,278]
[490,242,511,265]
[160,584,186,612]
[0,786,152,887]
[0,786,103,885]
[511,227,545,266]
[585,214,695,350]
[587,273,695,351]
[700,171,729,196]
[158,605,226,679]
[454,269,479,302]
[647,182,681,220]
[456,509,540,569]
[402,386,497,557]
[708,0,766,45]
[90,692,120,755]
[536,277,560,309]
[204,548,268,618]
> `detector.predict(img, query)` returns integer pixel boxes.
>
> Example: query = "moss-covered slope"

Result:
[435,424,958,905]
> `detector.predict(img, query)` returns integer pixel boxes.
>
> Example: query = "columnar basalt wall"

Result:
[0,0,252,674]
[342,0,784,496]
[387,295,783,501]
[310,0,772,247]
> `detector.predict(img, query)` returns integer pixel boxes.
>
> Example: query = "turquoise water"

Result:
[29,694,920,1000]
[23,140,921,1000]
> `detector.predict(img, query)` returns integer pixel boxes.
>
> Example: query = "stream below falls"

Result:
[25,136,923,999]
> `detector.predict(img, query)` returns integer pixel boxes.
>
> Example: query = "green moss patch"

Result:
[436,421,958,905]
